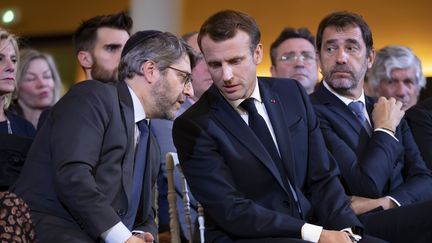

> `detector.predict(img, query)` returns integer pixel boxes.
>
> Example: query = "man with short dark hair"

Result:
[12,30,194,243]
[270,27,319,94]
[310,11,432,243]
[73,12,132,83]
[173,10,384,243]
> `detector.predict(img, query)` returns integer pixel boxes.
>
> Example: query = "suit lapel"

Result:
[117,81,135,203]
[207,86,289,194]
[259,80,298,185]
[315,84,365,137]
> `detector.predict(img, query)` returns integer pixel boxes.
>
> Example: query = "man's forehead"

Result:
[278,38,315,52]
[96,27,129,43]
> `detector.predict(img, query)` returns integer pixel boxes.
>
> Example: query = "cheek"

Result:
[19,83,37,96]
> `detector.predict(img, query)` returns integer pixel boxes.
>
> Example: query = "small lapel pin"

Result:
[270,99,276,104]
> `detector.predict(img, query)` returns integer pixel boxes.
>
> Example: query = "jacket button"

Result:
[117,209,126,216]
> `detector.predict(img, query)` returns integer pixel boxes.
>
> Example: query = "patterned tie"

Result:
[240,98,301,218]
[348,101,372,136]
[124,119,149,229]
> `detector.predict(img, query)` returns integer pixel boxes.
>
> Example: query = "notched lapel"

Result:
[207,87,288,193]
[260,82,298,185]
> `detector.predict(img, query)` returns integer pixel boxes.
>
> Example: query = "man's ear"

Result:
[141,60,160,83]
[367,48,376,69]
[77,51,93,69]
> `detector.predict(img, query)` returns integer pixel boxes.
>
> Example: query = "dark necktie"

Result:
[240,98,301,218]
[124,119,149,229]
[348,101,372,136]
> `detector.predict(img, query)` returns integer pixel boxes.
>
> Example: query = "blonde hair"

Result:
[0,28,19,110]
[15,48,63,105]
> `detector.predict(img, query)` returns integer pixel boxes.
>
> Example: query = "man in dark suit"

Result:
[406,97,432,168]
[309,11,432,243]
[173,10,385,243]
[12,30,194,243]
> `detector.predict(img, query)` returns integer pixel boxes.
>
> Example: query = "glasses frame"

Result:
[167,66,192,87]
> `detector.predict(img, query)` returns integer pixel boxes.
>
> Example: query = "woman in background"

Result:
[0,29,35,137]
[12,48,62,128]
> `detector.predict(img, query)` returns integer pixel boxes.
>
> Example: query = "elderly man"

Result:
[270,27,319,94]
[366,45,426,110]
[12,30,194,243]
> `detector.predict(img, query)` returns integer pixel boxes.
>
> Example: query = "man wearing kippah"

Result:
[12,30,195,243]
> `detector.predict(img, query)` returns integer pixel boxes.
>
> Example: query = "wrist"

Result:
[378,127,395,134]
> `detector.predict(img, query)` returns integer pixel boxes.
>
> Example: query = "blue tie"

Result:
[348,101,372,136]
[124,119,149,229]
[240,98,301,218]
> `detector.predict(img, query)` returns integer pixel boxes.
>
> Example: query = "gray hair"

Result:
[118,32,195,82]
[367,45,425,95]
[15,48,63,104]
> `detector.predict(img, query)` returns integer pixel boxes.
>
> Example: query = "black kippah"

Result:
[121,30,162,58]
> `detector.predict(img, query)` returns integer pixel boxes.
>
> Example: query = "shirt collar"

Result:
[128,85,146,123]
[224,78,262,113]
[323,80,366,106]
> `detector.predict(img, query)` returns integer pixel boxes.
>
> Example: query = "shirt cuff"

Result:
[101,222,132,243]
[341,227,362,242]
[301,223,323,242]
[374,128,399,141]
[386,195,401,207]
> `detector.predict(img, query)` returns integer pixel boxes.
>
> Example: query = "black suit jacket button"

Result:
[117,209,126,216]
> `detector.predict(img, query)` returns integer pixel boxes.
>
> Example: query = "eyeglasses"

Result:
[167,66,192,87]
[278,52,316,63]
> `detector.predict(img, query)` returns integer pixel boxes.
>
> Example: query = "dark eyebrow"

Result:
[346,39,361,45]
[104,43,122,49]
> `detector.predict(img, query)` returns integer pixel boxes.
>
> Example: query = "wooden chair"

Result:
[166,152,204,243]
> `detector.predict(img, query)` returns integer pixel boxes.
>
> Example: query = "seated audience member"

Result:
[366,45,426,110]
[12,30,195,242]
[74,12,132,83]
[310,11,432,243]
[0,29,35,137]
[153,31,212,242]
[270,27,319,94]
[173,10,386,243]
[406,97,432,168]
[10,49,63,128]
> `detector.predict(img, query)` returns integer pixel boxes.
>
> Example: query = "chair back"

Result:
[166,152,205,243]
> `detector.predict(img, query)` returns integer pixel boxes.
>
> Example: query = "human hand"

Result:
[135,232,155,243]
[372,97,404,133]
[350,196,397,215]
[350,195,380,215]
[319,229,352,243]
[124,235,145,243]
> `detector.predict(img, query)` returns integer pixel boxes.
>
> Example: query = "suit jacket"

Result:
[12,80,159,241]
[172,77,361,242]
[310,83,432,205]
[152,99,199,239]
[406,97,432,169]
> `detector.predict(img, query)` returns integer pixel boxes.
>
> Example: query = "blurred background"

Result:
[1,0,431,97]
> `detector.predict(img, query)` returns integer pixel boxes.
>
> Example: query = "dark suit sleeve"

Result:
[314,108,403,198]
[406,105,432,169]
[50,83,121,238]
[314,105,432,204]
[173,115,305,239]
[387,120,432,205]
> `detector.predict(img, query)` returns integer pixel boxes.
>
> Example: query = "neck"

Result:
[18,100,41,128]
[125,77,151,117]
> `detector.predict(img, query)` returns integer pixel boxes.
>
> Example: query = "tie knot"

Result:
[348,101,365,121]
[240,98,258,114]
[137,119,149,133]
